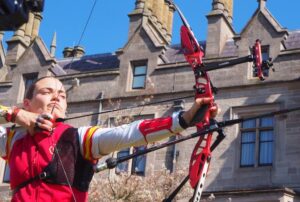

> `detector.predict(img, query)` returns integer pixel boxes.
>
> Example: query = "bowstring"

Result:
[47,0,99,200]
[48,78,77,201]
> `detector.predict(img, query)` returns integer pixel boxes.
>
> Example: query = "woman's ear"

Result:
[23,99,31,110]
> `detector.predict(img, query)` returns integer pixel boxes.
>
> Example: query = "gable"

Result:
[240,9,286,40]
[15,37,55,74]
[122,26,162,55]
[0,42,8,81]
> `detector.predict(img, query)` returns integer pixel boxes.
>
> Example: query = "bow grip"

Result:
[188,104,210,127]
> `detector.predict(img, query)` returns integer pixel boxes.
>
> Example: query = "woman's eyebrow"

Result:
[37,87,52,91]
[37,87,66,94]
[58,89,66,94]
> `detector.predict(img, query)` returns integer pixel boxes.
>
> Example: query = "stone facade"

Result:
[0,0,300,201]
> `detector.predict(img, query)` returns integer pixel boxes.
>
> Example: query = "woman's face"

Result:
[23,77,67,119]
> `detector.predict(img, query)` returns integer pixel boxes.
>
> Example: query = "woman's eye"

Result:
[41,91,50,94]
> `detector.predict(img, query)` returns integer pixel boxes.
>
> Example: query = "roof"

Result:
[221,39,238,57]
[284,30,300,50]
[57,53,120,74]
[56,30,300,75]
[163,41,207,63]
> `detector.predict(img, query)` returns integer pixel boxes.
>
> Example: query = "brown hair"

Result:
[25,76,60,99]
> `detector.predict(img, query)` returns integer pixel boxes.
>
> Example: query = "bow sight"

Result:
[0,0,44,30]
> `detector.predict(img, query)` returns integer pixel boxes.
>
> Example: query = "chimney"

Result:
[62,46,85,58]
[258,0,267,10]
[166,2,175,41]
[223,0,233,23]
[73,46,85,57]
[63,47,74,58]
[127,0,175,46]
[145,0,153,13]
[31,12,43,39]
[5,9,43,65]
[210,0,233,23]
[153,0,164,29]
[24,12,35,44]
[205,0,235,58]
[5,23,28,65]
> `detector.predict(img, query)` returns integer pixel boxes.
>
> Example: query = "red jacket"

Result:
[9,123,87,202]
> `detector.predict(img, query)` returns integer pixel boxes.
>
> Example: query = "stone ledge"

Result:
[57,69,120,81]
[202,186,299,196]
[279,49,300,56]
[0,82,12,87]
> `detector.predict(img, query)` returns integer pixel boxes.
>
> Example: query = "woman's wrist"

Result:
[0,105,11,123]
[0,105,21,123]
[10,107,21,123]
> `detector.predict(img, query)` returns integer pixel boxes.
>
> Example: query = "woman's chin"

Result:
[50,111,65,120]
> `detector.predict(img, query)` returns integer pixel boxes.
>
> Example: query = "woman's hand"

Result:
[182,98,219,126]
[15,109,54,135]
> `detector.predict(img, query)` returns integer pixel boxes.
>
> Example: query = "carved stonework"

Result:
[222,0,233,18]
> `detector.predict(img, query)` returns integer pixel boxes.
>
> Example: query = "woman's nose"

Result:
[51,91,60,101]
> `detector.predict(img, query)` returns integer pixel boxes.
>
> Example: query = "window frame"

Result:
[240,117,274,167]
[108,114,154,176]
[252,45,270,78]
[232,104,281,170]
[131,61,148,90]
[22,72,39,98]
[0,158,9,188]
[131,146,147,176]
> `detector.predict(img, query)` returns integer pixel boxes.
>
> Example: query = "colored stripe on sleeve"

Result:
[83,126,100,161]
[4,128,16,161]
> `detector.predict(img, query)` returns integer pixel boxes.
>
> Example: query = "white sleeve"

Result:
[77,112,185,160]
[0,126,7,158]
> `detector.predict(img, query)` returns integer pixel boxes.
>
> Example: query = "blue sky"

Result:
[3,0,300,58]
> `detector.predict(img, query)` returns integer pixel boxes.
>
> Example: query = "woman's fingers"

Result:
[210,104,220,118]
[34,113,54,132]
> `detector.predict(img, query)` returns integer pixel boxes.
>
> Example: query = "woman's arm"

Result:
[77,97,218,161]
[0,105,53,135]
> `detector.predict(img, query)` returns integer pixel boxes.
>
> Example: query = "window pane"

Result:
[241,132,255,166]
[3,163,10,183]
[23,73,38,98]
[241,143,255,166]
[260,117,273,127]
[262,52,269,62]
[259,142,273,165]
[116,149,130,173]
[134,66,146,75]
[242,119,256,129]
[241,132,255,143]
[259,130,273,165]
[132,76,146,89]
[260,130,273,141]
[132,146,146,175]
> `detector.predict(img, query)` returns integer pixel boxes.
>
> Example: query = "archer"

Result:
[0,76,218,201]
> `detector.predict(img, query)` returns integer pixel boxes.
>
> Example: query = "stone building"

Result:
[0,0,300,201]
